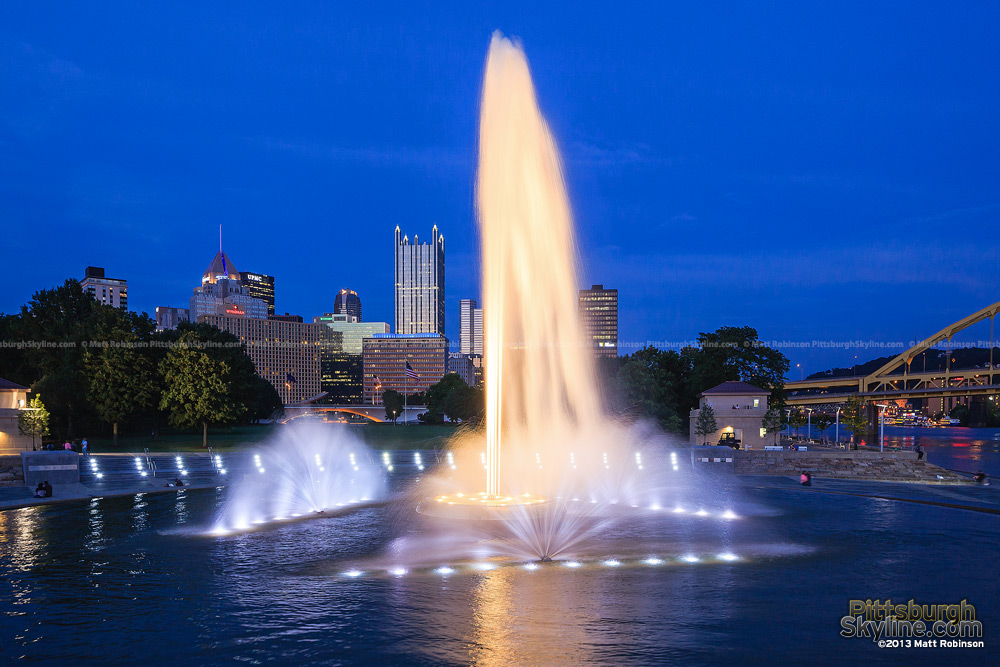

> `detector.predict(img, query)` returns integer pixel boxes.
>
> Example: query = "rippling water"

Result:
[2,456,999,665]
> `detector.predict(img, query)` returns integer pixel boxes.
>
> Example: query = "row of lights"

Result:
[341,553,742,579]
[89,457,104,480]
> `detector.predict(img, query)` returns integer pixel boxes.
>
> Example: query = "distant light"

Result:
[681,555,700,563]
[602,559,621,567]
[435,566,455,575]
[564,561,582,568]
[389,568,408,577]
[673,506,685,514]
[649,504,662,511]
[644,557,664,565]
[343,570,363,578]
[721,510,738,520]
[717,552,739,562]
[695,509,708,517]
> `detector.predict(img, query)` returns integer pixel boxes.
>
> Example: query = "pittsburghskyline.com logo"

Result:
[840,599,984,649]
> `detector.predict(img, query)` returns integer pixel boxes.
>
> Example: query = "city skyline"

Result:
[2,4,999,375]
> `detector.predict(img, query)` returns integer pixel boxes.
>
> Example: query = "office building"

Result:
[80,266,128,309]
[362,333,448,405]
[394,225,445,336]
[578,284,618,358]
[334,288,362,321]
[190,251,268,321]
[313,313,390,404]
[269,313,303,323]
[448,352,479,387]
[240,271,276,316]
[198,314,321,405]
[459,298,484,356]
[155,307,189,331]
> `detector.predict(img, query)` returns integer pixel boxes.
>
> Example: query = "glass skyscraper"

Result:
[459,298,484,356]
[394,225,445,336]
[578,284,619,358]
[240,271,276,316]
[334,288,362,321]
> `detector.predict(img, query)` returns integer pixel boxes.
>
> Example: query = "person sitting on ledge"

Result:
[34,482,46,498]
[174,478,185,487]
[973,472,989,485]
[799,472,812,487]
[42,481,52,497]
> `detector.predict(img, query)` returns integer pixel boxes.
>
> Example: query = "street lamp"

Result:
[876,403,889,452]
[797,363,803,381]
[805,407,813,443]
[835,406,842,448]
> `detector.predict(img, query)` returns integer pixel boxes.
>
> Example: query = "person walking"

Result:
[81,438,89,456]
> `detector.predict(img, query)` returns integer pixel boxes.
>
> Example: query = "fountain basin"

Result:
[416,492,553,521]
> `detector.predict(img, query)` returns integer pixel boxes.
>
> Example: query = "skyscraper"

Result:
[313,313,390,403]
[579,284,618,358]
[80,266,128,309]
[240,271,276,316]
[334,288,362,321]
[394,225,445,336]
[459,299,484,356]
[190,251,268,320]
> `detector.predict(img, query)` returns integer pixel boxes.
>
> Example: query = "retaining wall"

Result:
[733,449,968,484]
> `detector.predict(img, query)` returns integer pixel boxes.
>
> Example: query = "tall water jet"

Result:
[478,32,601,501]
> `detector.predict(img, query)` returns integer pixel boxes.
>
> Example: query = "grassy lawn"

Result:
[86,422,469,454]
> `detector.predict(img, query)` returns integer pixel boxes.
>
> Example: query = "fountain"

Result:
[211,420,386,535]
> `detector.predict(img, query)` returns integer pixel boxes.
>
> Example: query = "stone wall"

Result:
[0,455,25,486]
[733,449,969,484]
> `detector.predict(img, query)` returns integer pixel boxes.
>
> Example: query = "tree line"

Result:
[0,280,283,445]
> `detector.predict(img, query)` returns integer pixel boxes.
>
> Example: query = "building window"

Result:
[753,398,760,408]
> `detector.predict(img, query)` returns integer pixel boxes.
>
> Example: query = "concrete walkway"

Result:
[0,478,225,511]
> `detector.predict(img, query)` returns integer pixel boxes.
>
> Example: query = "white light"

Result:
[673,506,685,514]
[681,555,700,563]
[181,470,188,476]
[564,561,582,568]
[140,472,148,477]
[220,469,227,475]
[134,457,141,464]
[644,557,664,565]
[96,473,104,479]
[343,570,363,578]
[649,504,662,511]
[389,568,408,577]
[259,468,266,474]
[435,566,455,575]
[524,563,539,571]
[695,509,708,517]
[473,562,495,571]
[717,552,739,562]
[721,510,738,520]
[602,559,621,567]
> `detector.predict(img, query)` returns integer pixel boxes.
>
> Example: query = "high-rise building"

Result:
[448,352,477,387]
[155,306,189,331]
[240,271,276,316]
[334,288,362,321]
[579,284,618,358]
[362,333,448,405]
[198,314,321,405]
[459,298,484,356]
[313,313,390,404]
[80,266,128,309]
[394,225,445,336]
[190,251,268,321]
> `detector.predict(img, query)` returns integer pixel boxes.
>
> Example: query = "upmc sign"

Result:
[245,273,264,282]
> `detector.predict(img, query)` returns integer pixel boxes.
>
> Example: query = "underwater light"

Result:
[524,563,539,571]
[695,509,708,516]
[602,559,621,567]
[435,566,455,575]
[343,570,363,578]
[564,561,582,568]
[722,510,738,520]
[644,557,664,565]
[681,555,700,563]
[717,552,739,562]
[389,568,408,577]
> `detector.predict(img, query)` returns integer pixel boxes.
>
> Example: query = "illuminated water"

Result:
[2,457,998,664]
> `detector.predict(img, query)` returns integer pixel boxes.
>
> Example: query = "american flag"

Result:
[405,361,419,381]
[285,372,296,389]
[373,375,382,390]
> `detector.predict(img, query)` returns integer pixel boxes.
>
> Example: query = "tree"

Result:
[158,336,240,447]
[788,411,807,438]
[841,396,869,447]
[762,408,783,446]
[422,374,484,424]
[683,326,790,411]
[18,394,50,448]
[614,346,689,431]
[813,413,834,443]
[85,344,156,447]
[382,389,404,424]
[694,404,718,445]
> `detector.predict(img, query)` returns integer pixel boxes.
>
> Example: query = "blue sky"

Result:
[2,3,999,374]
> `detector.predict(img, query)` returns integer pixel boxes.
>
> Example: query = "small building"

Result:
[689,381,770,450]
[0,378,32,452]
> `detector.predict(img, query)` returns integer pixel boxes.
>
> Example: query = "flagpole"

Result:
[404,360,407,426]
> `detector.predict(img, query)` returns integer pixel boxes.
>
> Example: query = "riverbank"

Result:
[733,449,972,484]
[0,477,222,511]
